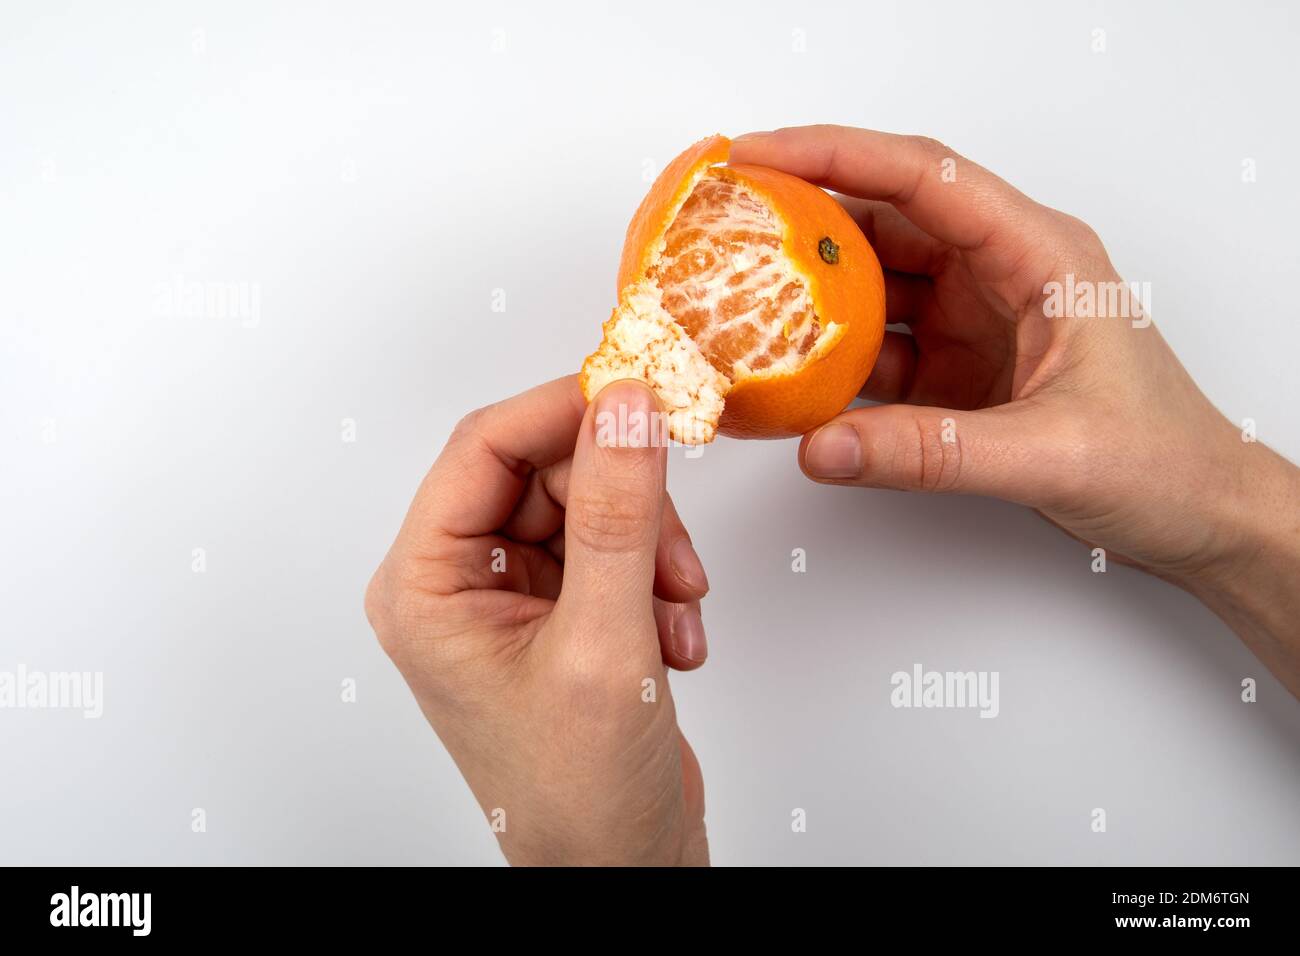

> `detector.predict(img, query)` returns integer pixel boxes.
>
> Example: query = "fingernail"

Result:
[670,537,709,592]
[673,605,707,663]
[594,380,660,448]
[732,130,772,143]
[805,422,862,478]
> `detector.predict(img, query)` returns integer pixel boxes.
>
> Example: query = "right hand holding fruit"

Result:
[731,125,1300,696]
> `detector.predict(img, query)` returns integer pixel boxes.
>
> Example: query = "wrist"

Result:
[1182,446,1298,592]
[1175,445,1300,695]
[500,815,709,867]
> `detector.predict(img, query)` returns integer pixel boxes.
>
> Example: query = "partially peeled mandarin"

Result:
[580,134,886,444]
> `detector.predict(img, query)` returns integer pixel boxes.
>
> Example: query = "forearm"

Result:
[1180,447,1300,698]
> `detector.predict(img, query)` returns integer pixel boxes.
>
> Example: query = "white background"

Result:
[2,0,1297,865]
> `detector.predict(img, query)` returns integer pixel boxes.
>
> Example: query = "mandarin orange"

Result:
[580,134,886,444]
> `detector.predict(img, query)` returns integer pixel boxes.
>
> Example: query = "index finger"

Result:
[397,375,587,549]
[729,125,1044,257]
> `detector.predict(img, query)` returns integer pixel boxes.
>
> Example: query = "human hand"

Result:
[731,125,1300,695]
[365,376,710,865]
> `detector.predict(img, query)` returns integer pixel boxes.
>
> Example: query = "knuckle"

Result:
[904,416,964,493]
[911,135,951,160]
[556,643,655,717]
[566,482,657,553]
[364,564,399,651]
[558,650,616,698]
[449,406,488,444]
[364,558,431,661]
[1054,211,1108,258]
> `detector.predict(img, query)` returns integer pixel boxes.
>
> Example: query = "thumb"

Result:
[800,403,1063,507]
[558,379,667,626]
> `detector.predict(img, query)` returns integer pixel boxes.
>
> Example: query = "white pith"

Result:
[581,280,729,446]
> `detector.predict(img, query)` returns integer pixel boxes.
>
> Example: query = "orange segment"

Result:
[649,176,822,379]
